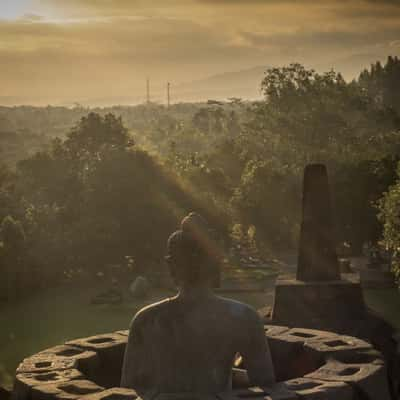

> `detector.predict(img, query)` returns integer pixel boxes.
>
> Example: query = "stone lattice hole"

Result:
[56,348,82,357]
[324,339,348,347]
[59,383,99,395]
[88,337,114,344]
[290,381,322,390]
[35,361,52,368]
[291,332,316,338]
[338,367,360,376]
[35,373,58,381]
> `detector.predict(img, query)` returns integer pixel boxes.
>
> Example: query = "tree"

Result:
[378,162,400,283]
[359,56,400,114]
[192,108,211,134]
[253,63,399,165]
[227,111,240,136]
[0,216,25,300]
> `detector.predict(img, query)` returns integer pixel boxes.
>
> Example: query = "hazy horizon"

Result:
[1,0,400,106]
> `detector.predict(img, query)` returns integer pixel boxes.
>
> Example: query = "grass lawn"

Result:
[0,282,399,391]
[0,283,271,390]
[364,288,400,330]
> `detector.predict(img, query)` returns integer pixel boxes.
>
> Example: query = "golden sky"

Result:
[1,0,400,105]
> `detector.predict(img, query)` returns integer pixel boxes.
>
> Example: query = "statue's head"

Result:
[166,212,220,288]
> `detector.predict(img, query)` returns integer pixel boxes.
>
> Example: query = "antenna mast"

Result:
[146,78,150,104]
[167,82,171,108]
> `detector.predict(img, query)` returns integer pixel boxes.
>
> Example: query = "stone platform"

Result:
[12,326,392,400]
[272,277,366,330]
[360,269,396,289]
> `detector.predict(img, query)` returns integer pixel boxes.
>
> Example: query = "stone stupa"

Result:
[271,164,366,330]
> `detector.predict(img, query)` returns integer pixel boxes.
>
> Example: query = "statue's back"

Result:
[121,295,269,394]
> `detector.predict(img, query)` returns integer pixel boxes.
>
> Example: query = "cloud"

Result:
[240,28,400,51]
[1,0,399,104]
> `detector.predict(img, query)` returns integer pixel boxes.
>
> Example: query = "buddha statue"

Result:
[121,212,275,397]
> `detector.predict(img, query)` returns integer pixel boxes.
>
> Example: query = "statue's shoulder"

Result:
[130,298,173,329]
[215,296,261,322]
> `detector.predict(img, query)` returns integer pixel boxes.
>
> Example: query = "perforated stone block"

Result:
[16,356,77,375]
[307,359,391,400]
[230,383,297,400]
[66,334,127,387]
[66,334,127,355]
[115,331,129,337]
[263,326,290,337]
[156,394,217,400]
[13,369,83,400]
[304,334,371,359]
[267,336,306,381]
[31,379,103,400]
[27,345,101,382]
[81,388,139,400]
[285,377,353,399]
[267,328,331,381]
[284,328,335,342]
[272,279,366,328]
[39,345,100,369]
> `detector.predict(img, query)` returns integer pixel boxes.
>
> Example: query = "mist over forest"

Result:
[1,58,400,302]
[3,0,400,397]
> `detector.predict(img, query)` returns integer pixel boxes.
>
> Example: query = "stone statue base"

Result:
[271,277,366,331]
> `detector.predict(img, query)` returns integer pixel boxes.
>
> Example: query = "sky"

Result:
[1,0,400,105]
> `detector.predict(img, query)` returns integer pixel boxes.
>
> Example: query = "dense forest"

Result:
[1,56,400,300]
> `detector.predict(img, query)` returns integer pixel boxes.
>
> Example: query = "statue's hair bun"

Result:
[181,212,209,242]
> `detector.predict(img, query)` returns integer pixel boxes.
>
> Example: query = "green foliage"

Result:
[231,159,301,248]
[0,216,26,300]
[255,63,400,164]
[379,178,400,251]
[359,56,400,114]
[378,163,400,280]
[1,59,400,297]
[1,216,25,252]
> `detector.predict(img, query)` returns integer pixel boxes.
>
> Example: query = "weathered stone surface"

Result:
[12,326,393,400]
[267,332,321,382]
[66,333,127,387]
[272,278,366,329]
[156,394,217,400]
[234,326,291,370]
[283,327,334,342]
[38,345,99,364]
[267,327,331,380]
[16,345,99,377]
[231,384,297,400]
[296,164,340,282]
[31,379,103,400]
[81,387,139,399]
[66,333,127,354]
[263,326,290,337]
[16,356,77,375]
[13,369,83,400]
[304,333,372,361]
[33,345,101,382]
[115,330,129,337]
[307,358,391,400]
[285,377,353,399]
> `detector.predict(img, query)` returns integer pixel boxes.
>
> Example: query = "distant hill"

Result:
[172,65,267,103]
[0,65,268,107]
